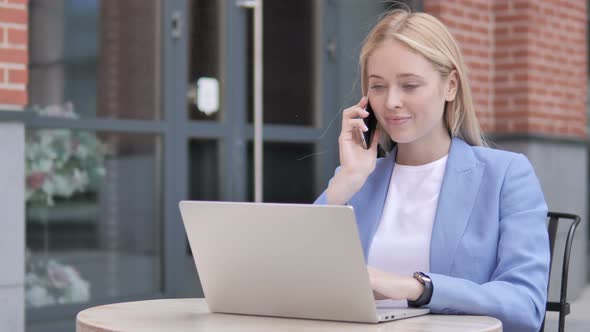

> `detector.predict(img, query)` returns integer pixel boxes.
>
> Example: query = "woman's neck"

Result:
[395,132,452,166]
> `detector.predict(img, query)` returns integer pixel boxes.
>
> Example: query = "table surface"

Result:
[76,298,502,332]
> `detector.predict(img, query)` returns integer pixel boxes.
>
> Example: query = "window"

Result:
[26,1,165,330]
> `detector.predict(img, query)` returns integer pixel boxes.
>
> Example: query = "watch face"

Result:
[414,272,430,283]
[413,272,425,284]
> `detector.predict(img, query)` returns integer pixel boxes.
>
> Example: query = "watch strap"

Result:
[408,272,433,307]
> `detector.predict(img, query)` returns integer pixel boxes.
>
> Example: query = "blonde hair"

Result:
[360,9,487,150]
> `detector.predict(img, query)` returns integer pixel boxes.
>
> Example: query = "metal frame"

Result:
[541,211,582,332]
[223,0,248,203]
[237,0,264,202]
[162,0,189,299]
[316,0,339,194]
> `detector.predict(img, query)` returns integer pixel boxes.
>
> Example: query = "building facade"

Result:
[0,1,587,331]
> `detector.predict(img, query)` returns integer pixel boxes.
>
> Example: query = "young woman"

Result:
[314,9,549,332]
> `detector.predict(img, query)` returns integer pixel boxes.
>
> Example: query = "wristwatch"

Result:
[407,272,433,307]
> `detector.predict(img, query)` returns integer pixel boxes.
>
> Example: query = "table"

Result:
[76,298,502,332]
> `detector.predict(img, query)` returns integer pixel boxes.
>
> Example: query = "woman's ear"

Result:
[445,70,458,102]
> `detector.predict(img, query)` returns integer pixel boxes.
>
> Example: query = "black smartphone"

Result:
[361,99,378,149]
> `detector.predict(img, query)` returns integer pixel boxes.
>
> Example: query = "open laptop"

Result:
[179,200,430,323]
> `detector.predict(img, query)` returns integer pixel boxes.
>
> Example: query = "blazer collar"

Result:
[429,137,485,275]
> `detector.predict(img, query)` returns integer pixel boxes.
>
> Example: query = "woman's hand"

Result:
[367,266,424,301]
[326,97,381,205]
[338,97,381,182]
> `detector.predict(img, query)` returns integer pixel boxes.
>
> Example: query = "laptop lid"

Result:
[179,200,381,323]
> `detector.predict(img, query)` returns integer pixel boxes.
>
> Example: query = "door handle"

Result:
[171,11,182,40]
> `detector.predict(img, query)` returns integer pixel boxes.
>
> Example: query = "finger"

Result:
[349,125,361,144]
[342,105,369,120]
[357,96,368,108]
[343,120,369,137]
[347,118,369,131]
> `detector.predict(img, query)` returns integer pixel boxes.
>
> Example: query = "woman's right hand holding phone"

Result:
[326,96,381,205]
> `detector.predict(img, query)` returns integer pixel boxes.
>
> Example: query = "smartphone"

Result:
[360,99,378,150]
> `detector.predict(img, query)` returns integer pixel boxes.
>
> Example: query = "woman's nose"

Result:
[385,88,402,110]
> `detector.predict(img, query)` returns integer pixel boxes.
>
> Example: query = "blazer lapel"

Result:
[430,138,485,275]
[349,148,397,260]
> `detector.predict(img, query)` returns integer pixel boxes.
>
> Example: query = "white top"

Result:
[368,154,448,307]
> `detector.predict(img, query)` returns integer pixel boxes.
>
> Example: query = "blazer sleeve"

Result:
[313,166,341,205]
[314,189,329,205]
[427,154,550,332]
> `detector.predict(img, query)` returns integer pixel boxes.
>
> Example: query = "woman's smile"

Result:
[384,115,412,126]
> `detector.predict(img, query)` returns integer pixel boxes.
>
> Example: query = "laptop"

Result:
[179,200,430,323]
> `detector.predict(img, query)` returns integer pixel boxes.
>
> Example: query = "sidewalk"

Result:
[544,285,590,332]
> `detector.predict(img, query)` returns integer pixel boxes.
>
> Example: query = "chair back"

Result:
[540,211,581,332]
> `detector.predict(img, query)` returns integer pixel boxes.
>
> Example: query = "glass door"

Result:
[175,0,338,296]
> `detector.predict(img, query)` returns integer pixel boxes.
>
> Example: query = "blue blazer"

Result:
[314,137,550,332]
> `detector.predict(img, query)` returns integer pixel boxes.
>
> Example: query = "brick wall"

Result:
[0,0,27,108]
[425,0,588,139]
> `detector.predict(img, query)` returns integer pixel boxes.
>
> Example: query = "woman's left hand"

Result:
[367,266,424,301]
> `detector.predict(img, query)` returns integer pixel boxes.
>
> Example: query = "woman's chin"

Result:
[387,133,416,144]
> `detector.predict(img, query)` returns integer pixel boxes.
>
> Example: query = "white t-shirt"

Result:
[367,154,448,307]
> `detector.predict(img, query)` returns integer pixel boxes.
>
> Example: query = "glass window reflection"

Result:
[25,129,162,308]
[29,0,161,120]
[246,0,315,126]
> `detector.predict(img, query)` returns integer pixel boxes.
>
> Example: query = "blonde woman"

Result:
[314,9,549,332]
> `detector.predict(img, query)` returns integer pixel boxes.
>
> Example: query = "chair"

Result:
[540,211,581,332]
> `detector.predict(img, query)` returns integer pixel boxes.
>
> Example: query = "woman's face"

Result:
[366,39,456,145]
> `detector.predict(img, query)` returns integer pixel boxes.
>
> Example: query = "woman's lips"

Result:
[385,116,411,126]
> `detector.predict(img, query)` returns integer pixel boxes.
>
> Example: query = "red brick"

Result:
[494,27,509,35]
[512,25,529,34]
[0,7,27,25]
[8,69,27,84]
[0,89,27,105]
[496,14,529,23]
[448,7,464,18]
[493,2,509,12]
[494,99,509,107]
[0,48,28,64]
[514,1,532,11]
[496,38,528,48]
[7,28,27,45]
[493,50,509,58]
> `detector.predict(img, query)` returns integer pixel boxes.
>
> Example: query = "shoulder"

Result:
[451,138,541,195]
[469,144,533,174]
[468,143,545,210]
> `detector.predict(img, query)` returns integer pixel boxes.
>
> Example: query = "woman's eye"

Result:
[370,85,384,90]
[402,84,419,90]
